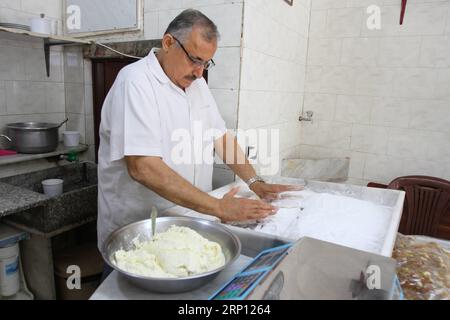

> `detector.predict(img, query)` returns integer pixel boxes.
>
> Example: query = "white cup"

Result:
[41,179,63,197]
[30,14,51,34]
[63,131,80,147]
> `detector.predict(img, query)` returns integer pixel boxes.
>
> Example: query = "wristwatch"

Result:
[245,175,266,187]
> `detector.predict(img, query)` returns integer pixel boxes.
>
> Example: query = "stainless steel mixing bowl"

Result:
[101,216,241,293]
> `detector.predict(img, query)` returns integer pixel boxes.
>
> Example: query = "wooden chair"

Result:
[386,176,450,240]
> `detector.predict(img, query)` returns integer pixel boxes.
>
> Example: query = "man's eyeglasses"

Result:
[171,35,216,70]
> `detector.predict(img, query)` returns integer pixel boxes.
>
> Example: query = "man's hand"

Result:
[216,187,277,222]
[249,182,304,201]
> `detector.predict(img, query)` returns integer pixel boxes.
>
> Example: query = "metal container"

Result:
[102,217,242,293]
[6,119,68,154]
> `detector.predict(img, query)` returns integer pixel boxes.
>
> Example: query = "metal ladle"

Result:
[150,206,157,238]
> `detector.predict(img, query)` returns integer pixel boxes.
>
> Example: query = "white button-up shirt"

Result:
[97,48,227,248]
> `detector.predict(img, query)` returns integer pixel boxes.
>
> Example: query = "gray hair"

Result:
[164,9,220,43]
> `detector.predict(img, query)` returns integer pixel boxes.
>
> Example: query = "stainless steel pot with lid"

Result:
[5,118,69,154]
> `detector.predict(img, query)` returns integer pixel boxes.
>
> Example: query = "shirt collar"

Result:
[147,48,170,85]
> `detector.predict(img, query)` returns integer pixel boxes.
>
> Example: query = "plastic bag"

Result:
[393,233,450,300]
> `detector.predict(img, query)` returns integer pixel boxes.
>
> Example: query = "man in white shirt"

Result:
[97,9,297,255]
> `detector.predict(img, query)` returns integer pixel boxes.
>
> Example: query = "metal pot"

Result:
[5,118,68,154]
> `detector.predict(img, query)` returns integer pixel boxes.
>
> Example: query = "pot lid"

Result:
[6,122,60,130]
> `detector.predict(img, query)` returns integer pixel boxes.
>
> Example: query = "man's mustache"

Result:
[185,75,198,81]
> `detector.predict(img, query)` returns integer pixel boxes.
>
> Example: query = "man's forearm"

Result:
[126,156,222,218]
[215,132,258,182]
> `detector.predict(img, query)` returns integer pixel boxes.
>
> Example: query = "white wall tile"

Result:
[370,97,411,128]
[0,45,26,81]
[297,144,349,160]
[319,66,356,95]
[0,81,6,115]
[392,68,438,99]
[363,155,404,184]
[387,128,429,159]
[435,68,450,99]
[245,0,309,37]
[335,95,373,124]
[6,81,47,114]
[21,0,62,19]
[304,65,322,93]
[238,90,281,129]
[0,0,21,10]
[409,99,450,133]
[46,82,65,114]
[307,38,342,66]
[243,3,307,61]
[377,37,421,67]
[0,8,34,25]
[240,49,304,92]
[326,7,364,37]
[340,38,379,67]
[419,36,450,68]
[354,67,394,97]
[312,0,347,10]
[425,131,450,162]
[346,0,384,7]
[25,48,63,82]
[361,3,448,37]
[301,120,352,149]
[350,124,389,154]
[238,90,302,130]
[401,159,445,178]
[143,11,159,40]
[63,47,84,84]
[306,1,450,183]
[208,47,240,90]
[65,83,85,114]
[309,9,327,38]
[394,3,449,36]
[303,93,336,121]
[348,151,366,180]
[210,88,238,129]
[144,0,184,12]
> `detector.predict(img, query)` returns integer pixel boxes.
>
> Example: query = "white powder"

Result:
[252,190,393,254]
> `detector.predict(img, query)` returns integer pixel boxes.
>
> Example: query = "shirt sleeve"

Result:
[109,79,163,162]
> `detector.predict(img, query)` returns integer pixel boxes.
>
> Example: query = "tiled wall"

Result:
[302,0,450,185]
[0,1,96,168]
[238,0,311,175]
[0,32,66,149]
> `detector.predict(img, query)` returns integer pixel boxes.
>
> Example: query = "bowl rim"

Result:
[102,216,242,281]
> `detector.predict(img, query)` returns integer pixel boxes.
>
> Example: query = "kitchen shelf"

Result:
[0,26,92,77]
[0,143,89,166]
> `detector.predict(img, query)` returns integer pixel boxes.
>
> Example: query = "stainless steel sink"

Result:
[0,162,98,234]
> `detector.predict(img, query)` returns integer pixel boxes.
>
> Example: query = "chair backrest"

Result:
[387,176,450,238]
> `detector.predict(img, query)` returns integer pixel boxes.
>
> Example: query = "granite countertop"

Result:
[0,182,49,218]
